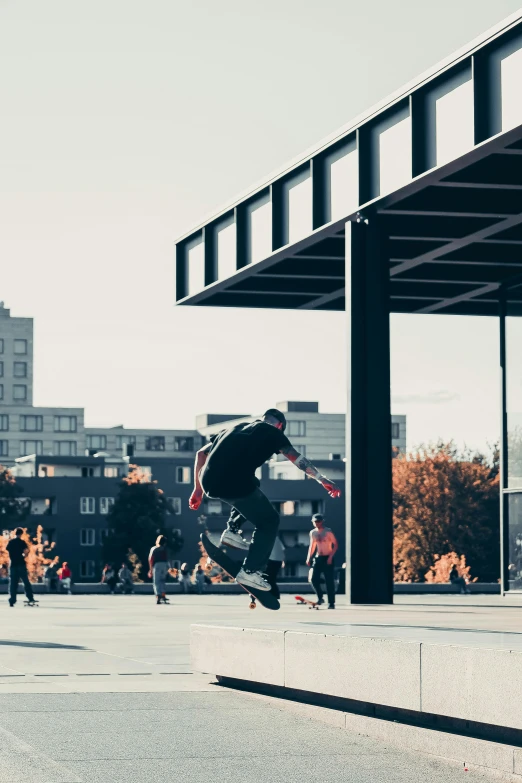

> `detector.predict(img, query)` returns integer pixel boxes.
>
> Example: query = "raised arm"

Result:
[280,446,341,498]
[189,443,211,510]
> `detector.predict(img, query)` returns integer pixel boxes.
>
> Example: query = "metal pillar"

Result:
[345,217,394,604]
[499,291,510,594]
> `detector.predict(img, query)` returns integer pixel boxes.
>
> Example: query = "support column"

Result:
[345,217,393,604]
[499,292,509,594]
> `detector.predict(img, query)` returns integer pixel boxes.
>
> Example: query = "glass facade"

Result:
[379,113,411,197]
[187,238,205,296]
[501,45,522,132]
[325,141,358,222]
[216,216,236,280]
[435,75,474,167]
[248,193,272,264]
[285,169,312,245]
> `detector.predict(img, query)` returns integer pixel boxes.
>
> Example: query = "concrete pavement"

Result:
[0,594,516,781]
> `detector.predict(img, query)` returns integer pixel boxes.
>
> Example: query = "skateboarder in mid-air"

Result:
[189,408,341,593]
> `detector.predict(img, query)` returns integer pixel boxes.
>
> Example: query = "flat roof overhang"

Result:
[175,13,522,318]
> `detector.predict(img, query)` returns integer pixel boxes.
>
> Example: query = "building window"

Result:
[80,560,95,578]
[100,497,115,514]
[99,528,114,544]
[0,362,3,377]
[38,465,55,477]
[281,500,296,515]
[54,441,77,456]
[0,338,3,353]
[80,497,95,514]
[13,385,27,402]
[0,441,8,457]
[391,422,400,440]
[116,435,136,449]
[20,415,43,432]
[80,528,95,546]
[81,466,95,477]
[167,497,182,515]
[104,466,119,478]
[287,421,306,437]
[14,339,27,355]
[54,415,77,433]
[145,435,165,451]
[87,435,107,450]
[13,362,27,378]
[21,440,43,456]
[0,414,8,432]
[206,499,223,515]
[174,436,194,452]
[176,466,191,483]
[0,385,3,401]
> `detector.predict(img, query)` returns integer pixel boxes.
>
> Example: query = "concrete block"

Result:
[284,632,421,710]
[191,625,285,686]
[343,713,516,776]
[421,644,522,730]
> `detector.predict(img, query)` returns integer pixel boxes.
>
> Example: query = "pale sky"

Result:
[1,0,520,451]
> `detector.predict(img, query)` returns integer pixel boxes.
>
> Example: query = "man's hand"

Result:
[321,478,341,498]
[305,560,311,567]
[189,489,203,510]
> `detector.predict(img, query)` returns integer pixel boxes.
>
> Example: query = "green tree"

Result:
[102,466,183,580]
[393,442,499,583]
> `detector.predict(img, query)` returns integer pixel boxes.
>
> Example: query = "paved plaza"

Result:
[0,594,518,782]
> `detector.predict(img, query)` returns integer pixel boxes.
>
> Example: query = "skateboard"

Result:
[201,533,279,611]
[295,595,320,610]
[23,600,39,607]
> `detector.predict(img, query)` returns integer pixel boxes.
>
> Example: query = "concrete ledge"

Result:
[191,623,522,734]
[0,582,316,595]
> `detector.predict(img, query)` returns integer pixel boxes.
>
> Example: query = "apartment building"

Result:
[84,425,202,460]
[197,401,407,460]
[0,302,34,407]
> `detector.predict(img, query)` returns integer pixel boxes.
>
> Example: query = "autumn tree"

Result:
[393,442,499,583]
[102,466,183,580]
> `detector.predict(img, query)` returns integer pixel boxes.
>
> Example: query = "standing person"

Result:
[195,564,206,594]
[118,562,134,594]
[6,528,35,607]
[306,514,338,609]
[449,564,470,594]
[44,560,59,593]
[148,535,169,605]
[180,563,191,594]
[58,561,72,594]
[189,408,341,592]
[266,535,285,599]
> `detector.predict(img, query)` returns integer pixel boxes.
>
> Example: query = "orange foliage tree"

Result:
[393,442,499,583]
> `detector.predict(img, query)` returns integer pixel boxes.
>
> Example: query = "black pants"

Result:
[265,559,282,599]
[9,565,34,604]
[222,488,280,573]
[311,556,335,606]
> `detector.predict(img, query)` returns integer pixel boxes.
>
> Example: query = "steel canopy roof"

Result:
[175,12,522,317]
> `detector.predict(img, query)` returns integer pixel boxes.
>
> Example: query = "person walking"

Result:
[7,527,35,607]
[266,535,285,599]
[306,514,338,609]
[180,562,192,594]
[58,562,72,594]
[149,535,170,604]
[118,562,134,594]
[195,564,206,594]
[189,408,341,592]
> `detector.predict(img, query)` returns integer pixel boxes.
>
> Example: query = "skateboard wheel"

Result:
[249,602,256,610]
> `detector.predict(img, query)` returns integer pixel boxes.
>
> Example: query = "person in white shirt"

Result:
[306,514,338,609]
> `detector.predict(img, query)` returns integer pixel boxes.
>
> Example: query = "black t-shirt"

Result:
[200,420,291,499]
[6,537,28,567]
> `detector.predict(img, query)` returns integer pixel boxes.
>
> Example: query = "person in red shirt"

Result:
[58,562,72,594]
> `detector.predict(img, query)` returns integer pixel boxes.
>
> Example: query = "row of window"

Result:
[87,434,195,452]
[79,495,184,515]
[0,441,81,458]
[0,414,77,433]
[0,384,27,402]
[0,362,28,378]
[0,338,28,355]
[273,500,324,516]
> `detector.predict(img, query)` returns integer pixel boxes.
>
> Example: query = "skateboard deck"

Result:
[201,533,279,611]
[295,595,320,609]
[23,600,39,607]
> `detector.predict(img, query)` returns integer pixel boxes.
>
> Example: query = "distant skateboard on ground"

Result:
[23,600,39,607]
[201,533,280,611]
[295,595,320,610]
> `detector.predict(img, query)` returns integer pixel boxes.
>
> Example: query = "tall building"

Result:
[0,302,34,407]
